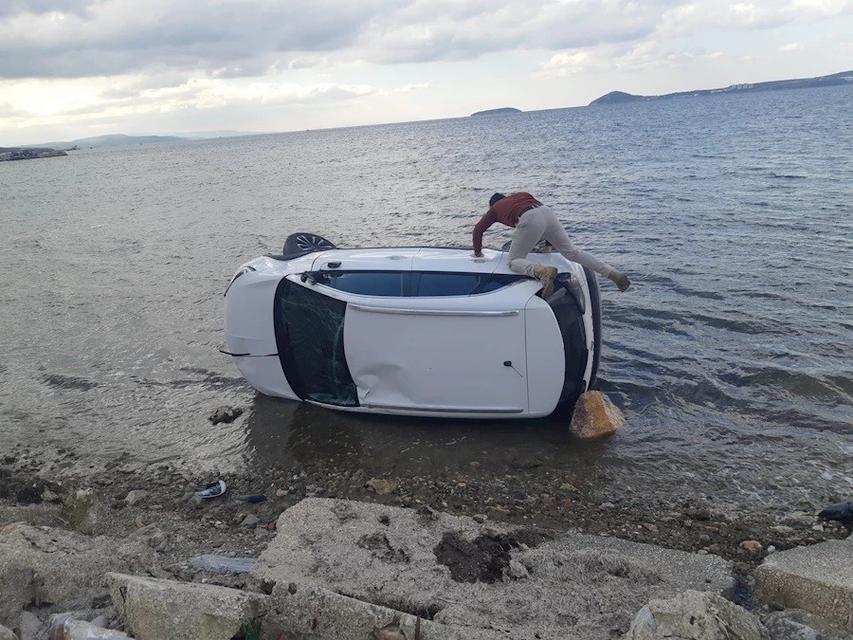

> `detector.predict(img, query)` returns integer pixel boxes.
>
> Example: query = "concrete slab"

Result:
[253,498,734,640]
[754,538,853,631]
[107,573,268,640]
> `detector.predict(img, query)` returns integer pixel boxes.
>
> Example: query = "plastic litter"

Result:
[195,480,227,499]
[234,494,267,503]
[190,554,257,574]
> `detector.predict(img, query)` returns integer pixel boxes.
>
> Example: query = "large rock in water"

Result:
[0,523,154,628]
[622,590,766,639]
[253,498,733,640]
[754,538,853,631]
[107,573,268,640]
[570,390,627,438]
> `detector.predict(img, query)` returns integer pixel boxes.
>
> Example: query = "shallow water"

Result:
[1,85,851,514]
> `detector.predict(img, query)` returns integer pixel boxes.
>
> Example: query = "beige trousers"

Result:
[507,206,614,278]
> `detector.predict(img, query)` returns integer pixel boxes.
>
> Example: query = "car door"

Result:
[342,272,530,416]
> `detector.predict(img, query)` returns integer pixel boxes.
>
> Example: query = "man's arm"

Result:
[472,209,496,256]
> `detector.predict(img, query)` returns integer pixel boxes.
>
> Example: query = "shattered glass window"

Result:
[274,279,359,406]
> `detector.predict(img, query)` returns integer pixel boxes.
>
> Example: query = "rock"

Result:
[239,514,259,529]
[17,611,41,640]
[754,538,853,631]
[106,573,268,640]
[253,498,733,639]
[782,512,815,526]
[570,390,626,439]
[0,524,155,628]
[123,490,149,506]
[0,624,17,640]
[739,540,763,554]
[506,559,529,580]
[622,590,766,639]
[473,514,487,524]
[41,489,61,503]
[769,524,795,535]
[264,583,498,640]
[366,478,398,495]
[762,611,822,640]
[208,406,243,424]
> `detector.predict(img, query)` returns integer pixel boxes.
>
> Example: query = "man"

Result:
[473,192,631,297]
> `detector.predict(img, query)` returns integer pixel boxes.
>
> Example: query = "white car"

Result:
[224,233,601,419]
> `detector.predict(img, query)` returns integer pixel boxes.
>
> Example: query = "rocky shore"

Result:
[0,147,67,162]
[1,439,851,639]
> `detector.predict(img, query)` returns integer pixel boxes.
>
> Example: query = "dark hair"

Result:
[489,192,506,207]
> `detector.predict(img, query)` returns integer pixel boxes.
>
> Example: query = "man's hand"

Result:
[608,271,631,292]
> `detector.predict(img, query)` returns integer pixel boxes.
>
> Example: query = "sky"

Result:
[1,0,851,145]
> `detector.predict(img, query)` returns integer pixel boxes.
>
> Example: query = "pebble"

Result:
[209,406,243,424]
[473,514,487,524]
[766,545,777,554]
[600,501,615,509]
[739,539,763,554]
[124,489,150,506]
[275,489,288,497]
[366,478,398,495]
[240,514,259,529]
[770,525,796,535]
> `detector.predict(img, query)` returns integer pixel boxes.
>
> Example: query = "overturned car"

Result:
[224,233,601,419]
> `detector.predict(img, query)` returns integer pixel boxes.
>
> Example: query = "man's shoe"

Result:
[533,265,558,298]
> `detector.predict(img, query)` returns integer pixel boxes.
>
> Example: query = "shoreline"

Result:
[1,443,850,639]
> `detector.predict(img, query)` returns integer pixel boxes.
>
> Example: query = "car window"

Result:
[323,271,405,296]
[415,272,522,297]
[319,271,524,297]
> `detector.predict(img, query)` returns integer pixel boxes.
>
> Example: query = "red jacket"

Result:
[472,192,541,254]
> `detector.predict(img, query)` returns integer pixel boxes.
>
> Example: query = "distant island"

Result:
[471,107,522,117]
[0,147,67,162]
[589,70,852,106]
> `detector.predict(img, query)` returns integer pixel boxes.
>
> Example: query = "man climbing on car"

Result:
[472,192,631,297]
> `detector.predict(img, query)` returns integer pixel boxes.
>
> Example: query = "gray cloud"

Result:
[0,0,849,79]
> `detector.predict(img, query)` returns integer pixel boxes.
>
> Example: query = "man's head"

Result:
[489,192,506,207]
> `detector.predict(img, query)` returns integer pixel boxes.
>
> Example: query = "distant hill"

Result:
[471,107,522,116]
[26,134,184,150]
[589,70,853,106]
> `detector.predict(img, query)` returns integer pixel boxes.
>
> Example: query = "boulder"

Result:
[0,624,17,640]
[570,390,626,438]
[623,590,766,639]
[253,498,733,640]
[107,573,268,640]
[754,538,853,631]
[0,524,154,628]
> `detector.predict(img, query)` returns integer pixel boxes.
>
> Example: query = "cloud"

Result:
[780,41,803,52]
[0,0,406,79]
[1,0,850,80]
